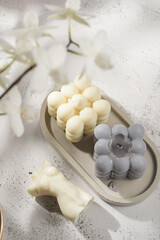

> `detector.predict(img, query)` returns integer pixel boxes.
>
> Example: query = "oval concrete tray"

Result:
[40,92,160,206]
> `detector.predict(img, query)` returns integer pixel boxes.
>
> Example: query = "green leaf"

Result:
[0,113,7,116]
[72,13,90,27]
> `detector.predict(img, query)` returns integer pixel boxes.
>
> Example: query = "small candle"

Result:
[47,75,111,142]
[93,123,147,179]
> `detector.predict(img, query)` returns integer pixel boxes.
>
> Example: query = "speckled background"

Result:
[0,0,160,239]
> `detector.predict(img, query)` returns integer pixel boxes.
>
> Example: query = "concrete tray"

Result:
[40,92,160,206]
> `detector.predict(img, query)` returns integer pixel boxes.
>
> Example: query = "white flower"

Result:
[31,44,67,92]
[4,12,40,42]
[0,12,55,66]
[0,87,36,137]
[46,0,89,26]
[0,37,33,65]
[80,30,113,72]
[2,12,54,49]
[17,12,51,41]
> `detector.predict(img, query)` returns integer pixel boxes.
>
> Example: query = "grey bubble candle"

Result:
[93,123,147,180]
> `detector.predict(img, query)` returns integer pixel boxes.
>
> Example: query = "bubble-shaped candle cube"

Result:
[47,74,111,142]
[93,123,147,180]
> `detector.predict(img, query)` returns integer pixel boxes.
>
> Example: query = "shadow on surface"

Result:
[2,206,66,240]
[74,134,94,154]
[113,187,160,224]
[75,202,120,240]
[36,196,120,240]
[2,198,120,240]
[36,195,61,213]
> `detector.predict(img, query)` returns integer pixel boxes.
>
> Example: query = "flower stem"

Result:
[66,18,79,49]
[0,113,6,115]
[35,40,40,47]
[0,64,36,100]
[67,49,83,56]
[68,17,71,42]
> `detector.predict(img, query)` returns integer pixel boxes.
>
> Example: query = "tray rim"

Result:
[0,206,3,240]
[40,93,160,206]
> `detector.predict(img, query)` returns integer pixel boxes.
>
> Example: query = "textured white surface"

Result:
[0,0,160,239]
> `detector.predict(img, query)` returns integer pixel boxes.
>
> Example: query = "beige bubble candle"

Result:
[47,74,111,142]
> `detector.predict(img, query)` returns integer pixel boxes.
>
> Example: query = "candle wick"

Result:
[117,143,123,149]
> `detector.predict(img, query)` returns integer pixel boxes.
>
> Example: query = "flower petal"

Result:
[10,113,24,137]
[32,47,50,69]
[16,38,33,54]
[95,53,113,70]
[93,30,107,53]
[71,13,89,27]
[85,57,95,78]
[0,101,5,112]
[0,101,17,114]
[0,76,7,89]
[31,65,49,92]
[0,75,11,88]
[21,105,36,122]
[80,38,95,56]
[0,38,14,51]
[47,12,68,20]
[51,69,67,88]
[45,4,64,12]
[65,0,81,11]
[25,27,41,40]
[48,44,66,70]
[8,86,22,107]
[23,12,39,28]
